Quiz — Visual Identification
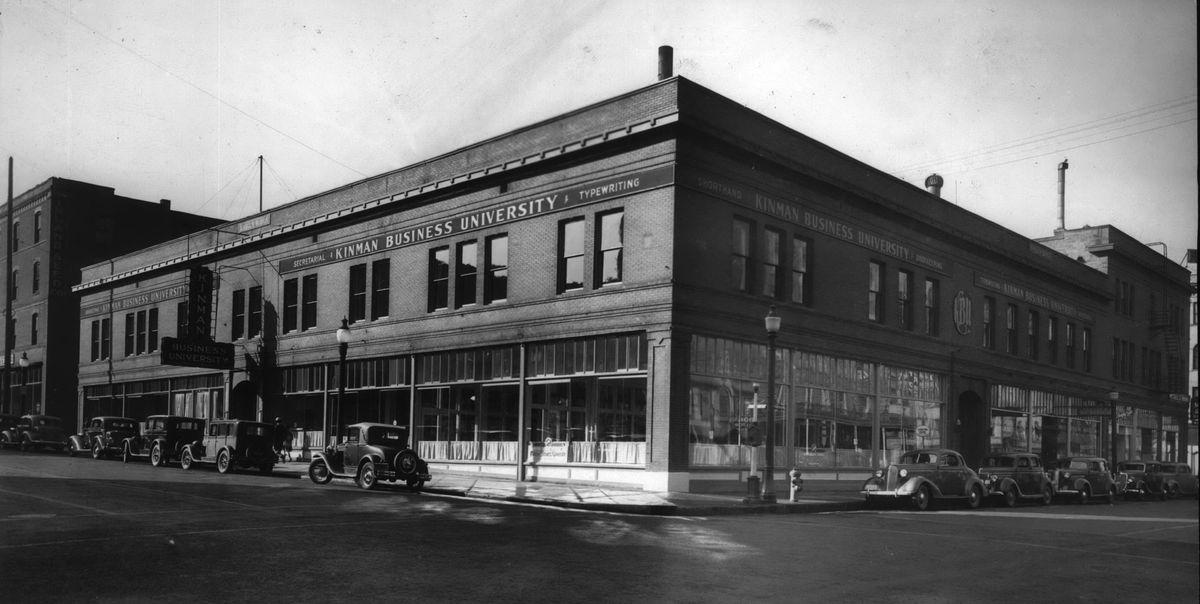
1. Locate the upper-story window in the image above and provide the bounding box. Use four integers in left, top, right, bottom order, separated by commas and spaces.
176, 301, 188, 338
982, 297, 995, 349
1115, 279, 1134, 317
456, 241, 478, 308
301, 274, 318, 331
429, 247, 450, 311
761, 227, 783, 299
1005, 304, 1018, 355
1065, 322, 1076, 369
1047, 316, 1059, 365
31, 312, 39, 345
558, 218, 585, 294
349, 264, 367, 323
10, 220, 18, 252
90, 318, 111, 361
248, 286, 262, 338
897, 270, 913, 330
868, 261, 884, 323
32, 261, 40, 294
232, 289, 246, 340
371, 259, 390, 320
33, 211, 42, 243
597, 210, 624, 287
484, 234, 508, 304
283, 279, 298, 333
791, 236, 810, 306
1028, 310, 1040, 360
731, 219, 752, 292
1082, 327, 1092, 372
924, 278, 940, 336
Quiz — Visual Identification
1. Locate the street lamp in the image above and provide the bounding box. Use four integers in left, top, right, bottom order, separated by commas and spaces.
762, 306, 782, 504
334, 318, 351, 444
17, 352, 28, 414
1108, 387, 1119, 472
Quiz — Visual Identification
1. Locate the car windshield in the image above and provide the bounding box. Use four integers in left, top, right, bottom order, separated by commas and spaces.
899, 452, 937, 464
1067, 459, 1090, 470
109, 420, 136, 430
366, 427, 407, 446
36, 417, 62, 427
1121, 463, 1145, 471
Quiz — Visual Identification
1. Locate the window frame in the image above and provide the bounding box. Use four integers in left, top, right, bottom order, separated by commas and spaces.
596, 210, 624, 288
484, 234, 509, 304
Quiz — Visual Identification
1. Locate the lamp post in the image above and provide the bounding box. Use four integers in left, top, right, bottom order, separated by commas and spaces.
17, 352, 28, 414
762, 306, 781, 503
1108, 387, 1119, 471
334, 318, 350, 444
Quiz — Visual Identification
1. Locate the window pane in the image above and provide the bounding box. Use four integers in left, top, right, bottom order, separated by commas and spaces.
456, 241, 478, 308
349, 264, 367, 322
429, 247, 449, 311
371, 259, 390, 320
485, 235, 508, 303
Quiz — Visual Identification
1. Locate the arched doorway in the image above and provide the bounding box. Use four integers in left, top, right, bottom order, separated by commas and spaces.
230, 380, 259, 420
957, 390, 987, 468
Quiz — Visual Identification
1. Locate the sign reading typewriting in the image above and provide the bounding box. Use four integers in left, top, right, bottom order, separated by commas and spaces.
278, 165, 674, 273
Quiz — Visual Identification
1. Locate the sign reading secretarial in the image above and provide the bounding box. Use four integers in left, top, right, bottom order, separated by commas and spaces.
278, 165, 675, 273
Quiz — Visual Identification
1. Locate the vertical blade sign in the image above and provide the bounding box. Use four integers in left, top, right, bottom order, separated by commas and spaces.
188, 267, 213, 341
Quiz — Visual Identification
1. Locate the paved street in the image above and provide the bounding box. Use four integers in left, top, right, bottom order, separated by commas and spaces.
2, 451, 1197, 603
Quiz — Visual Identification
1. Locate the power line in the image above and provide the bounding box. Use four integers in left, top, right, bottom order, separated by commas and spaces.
39, 0, 370, 180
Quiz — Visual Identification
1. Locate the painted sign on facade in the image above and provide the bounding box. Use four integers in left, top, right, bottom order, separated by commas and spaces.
278, 165, 675, 273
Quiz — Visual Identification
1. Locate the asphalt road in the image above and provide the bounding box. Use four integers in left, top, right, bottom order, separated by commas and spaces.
2, 450, 1197, 603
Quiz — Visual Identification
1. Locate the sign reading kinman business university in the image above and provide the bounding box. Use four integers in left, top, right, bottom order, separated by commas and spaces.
277, 165, 674, 273
160, 337, 234, 370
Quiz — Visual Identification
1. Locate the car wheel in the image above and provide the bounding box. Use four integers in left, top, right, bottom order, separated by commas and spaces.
1040, 485, 1053, 506
1106, 486, 1117, 505
406, 477, 425, 491
217, 450, 232, 474
358, 461, 377, 490
395, 450, 419, 476
1077, 484, 1090, 505
1136, 482, 1147, 501
308, 459, 333, 484
967, 485, 983, 509
1002, 486, 1018, 508
913, 484, 931, 511
181, 449, 194, 471
1166, 484, 1179, 500
19, 436, 31, 453
67, 441, 77, 457
92, 440, 104, 460
150, 444, 164, 467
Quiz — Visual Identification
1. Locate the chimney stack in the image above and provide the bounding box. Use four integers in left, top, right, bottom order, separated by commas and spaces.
924, 173, 944, 198
160, 198, 172, 211
658, 46, 673, 80
1057, 159, 1068, 231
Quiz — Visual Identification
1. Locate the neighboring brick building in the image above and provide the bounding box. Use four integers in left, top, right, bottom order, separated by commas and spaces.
71, 74, 1191, 492
2, 177, 221, 428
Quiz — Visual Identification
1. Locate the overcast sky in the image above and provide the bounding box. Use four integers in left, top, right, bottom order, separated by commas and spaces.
1, 0, 1196, 262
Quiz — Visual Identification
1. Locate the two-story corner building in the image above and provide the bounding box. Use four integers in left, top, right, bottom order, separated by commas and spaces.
71, 74, 1191, 493
1, 177, 221, 428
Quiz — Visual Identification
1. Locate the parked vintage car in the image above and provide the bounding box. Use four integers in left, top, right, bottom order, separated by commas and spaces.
978, 452, 1054, 506
179, 419, 276, 474
122, 415, 204, 466
0, 413, 22, 447
308, 422, 431, 490
1158, 462, 1199, 498
1116, 460, 1169, 500
1050, 456, 1122, 504
0, 414, 68, 453
67, 416, 139, 459
861, 448, 986, 511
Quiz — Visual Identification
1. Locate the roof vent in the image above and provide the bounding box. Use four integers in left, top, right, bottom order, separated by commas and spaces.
924, 174, 944, 198
658, 46, 673, 80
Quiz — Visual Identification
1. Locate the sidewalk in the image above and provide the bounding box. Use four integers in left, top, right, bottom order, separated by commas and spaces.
273, 460, 866, 515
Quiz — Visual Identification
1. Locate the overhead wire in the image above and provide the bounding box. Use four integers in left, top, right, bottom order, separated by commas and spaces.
37, 0, 370, 180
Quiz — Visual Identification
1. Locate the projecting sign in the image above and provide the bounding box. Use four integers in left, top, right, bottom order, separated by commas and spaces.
160, 337, 234, 369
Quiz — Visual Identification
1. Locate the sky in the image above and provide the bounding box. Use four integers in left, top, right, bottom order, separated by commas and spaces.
1, 0, 1196, 263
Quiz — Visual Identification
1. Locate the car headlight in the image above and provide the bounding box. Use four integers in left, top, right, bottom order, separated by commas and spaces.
989, 473, 998, 482
899, 468, 908, 478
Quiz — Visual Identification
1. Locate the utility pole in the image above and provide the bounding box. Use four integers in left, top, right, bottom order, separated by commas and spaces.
258, 155, 264, 214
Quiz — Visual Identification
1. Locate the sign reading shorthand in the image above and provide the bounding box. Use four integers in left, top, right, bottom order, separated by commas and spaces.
160, 337, 234, 369
278, 165, 674, 273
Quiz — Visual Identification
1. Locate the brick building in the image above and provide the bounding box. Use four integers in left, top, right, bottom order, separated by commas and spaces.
2, 177, 221, 428
71, 73, 1190, 492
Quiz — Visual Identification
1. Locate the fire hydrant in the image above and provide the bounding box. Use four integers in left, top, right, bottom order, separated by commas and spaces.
789, 468, 804, 501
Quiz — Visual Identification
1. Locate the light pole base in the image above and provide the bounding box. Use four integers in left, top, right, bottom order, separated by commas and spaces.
742, 475, 762, 503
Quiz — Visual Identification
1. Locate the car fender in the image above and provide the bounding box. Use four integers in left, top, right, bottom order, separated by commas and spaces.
68, 434, 90, 451
990, 476, 1018, 493
311, 451, 347, 476
966, 476, 986, 495
896, 476, 939, 497
181, 443, 205, 460
123, 436, 141, 454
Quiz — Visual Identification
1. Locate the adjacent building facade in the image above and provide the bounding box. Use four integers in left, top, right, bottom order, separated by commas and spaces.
71, 76, 1192, 492
2, 178, 221, 427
